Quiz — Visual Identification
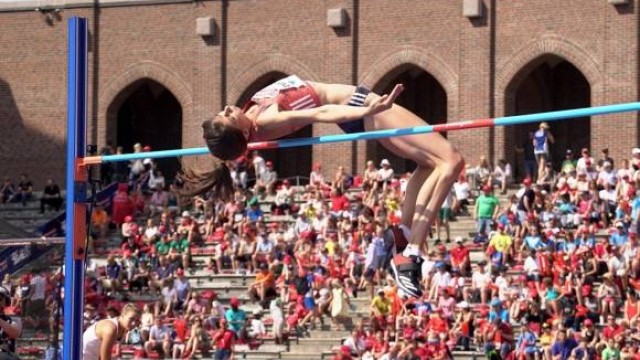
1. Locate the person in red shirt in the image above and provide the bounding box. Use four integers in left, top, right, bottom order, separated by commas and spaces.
369, 330, 388, 358
212, 318, 236, 360
602, 314, 624, 342
330, 188, 350, 213
483, 317, 514, 359
449, 237, 471, 275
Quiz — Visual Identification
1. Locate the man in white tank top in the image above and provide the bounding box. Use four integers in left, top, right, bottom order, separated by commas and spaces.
82, 303, 140, 360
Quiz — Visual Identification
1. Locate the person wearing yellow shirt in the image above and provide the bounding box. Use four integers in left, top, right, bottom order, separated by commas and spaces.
370, 289, 391, 331
488, 224, 512, 266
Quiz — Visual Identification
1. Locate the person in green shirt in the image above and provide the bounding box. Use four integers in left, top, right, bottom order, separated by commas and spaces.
169, 233, 191, 270
155, 235, 172, 256
602, 338, 621, 360
474, 185, 500, 236
561, 149, 577, 175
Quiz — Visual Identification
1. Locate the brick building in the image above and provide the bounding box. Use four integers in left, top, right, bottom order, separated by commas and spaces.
0, 0, 638, 186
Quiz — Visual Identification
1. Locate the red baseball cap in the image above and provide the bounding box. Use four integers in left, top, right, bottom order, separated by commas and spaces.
176, 268, 184, 277
266, 161, 273, 167
230, 297, 240, 307
523, 178, 532, 186
482, 185, 492, 193
124, 215, 133, 222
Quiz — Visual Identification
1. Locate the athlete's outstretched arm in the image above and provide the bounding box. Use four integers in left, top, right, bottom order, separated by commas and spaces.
260, 84, 404, 128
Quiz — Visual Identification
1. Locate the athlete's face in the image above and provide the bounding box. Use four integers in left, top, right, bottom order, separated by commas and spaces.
217, 106, 251, 133
121, 311, 140, 331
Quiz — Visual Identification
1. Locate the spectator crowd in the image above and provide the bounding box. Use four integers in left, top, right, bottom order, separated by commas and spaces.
6, 132, 640, 360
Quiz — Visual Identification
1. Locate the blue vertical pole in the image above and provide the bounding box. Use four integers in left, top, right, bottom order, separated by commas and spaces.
64, 17, 88, 360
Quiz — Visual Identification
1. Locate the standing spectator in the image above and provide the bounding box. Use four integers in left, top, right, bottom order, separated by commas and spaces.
533, 122, 554, 181
0, 178, 16, 204
516, 132, 537, 181
90, 204, 110, 241
598, 148, 615, 169
0, 286, 22, 359
435, 186, 455, 243
111, 183, 133, 227
40, 179, 62, 213
99, 141, 114, 185
26, 273, 46, 328
474, 185, 500, 241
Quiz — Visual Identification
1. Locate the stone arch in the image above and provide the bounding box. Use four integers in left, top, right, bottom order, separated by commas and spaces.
98, 61, 193, 147
496, 34, 603, 116
496, 35, 602, 178
227, 54, 319, 105
359, 45, 459, 121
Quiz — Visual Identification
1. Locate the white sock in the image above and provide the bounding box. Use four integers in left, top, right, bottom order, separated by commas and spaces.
402, 244, 421, 258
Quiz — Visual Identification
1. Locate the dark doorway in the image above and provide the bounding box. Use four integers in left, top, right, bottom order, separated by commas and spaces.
508, 56, 590, 179
369, 65, 447, 174
237, 72, 313, 183
116, 79, 182, 180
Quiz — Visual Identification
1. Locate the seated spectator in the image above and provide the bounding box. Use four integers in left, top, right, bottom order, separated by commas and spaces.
272, 179, 294, 215
13, 173, 33, 205
147, 183, 168, 216
463, 260, 491, 305
491, 159, 512, 195
452, 173, 471, 216
551, 329, 578, 360
467, 155, 491, 189
488, 224, 513, 267
362, 160, 379, 192
101, 255, 123, 296
111, 183, 133, 227
144, 315, 173, 357
255, 160, 278, 197
377, 159, 394, 191
139, 304, 154, 342
0, 177, 16, 204
40, 178, 62, 213
482, 316, 514, 359
225, 297, 247, 339
248, 309, 266, 339
249, 263, 276, 306
185, 291, 208, 322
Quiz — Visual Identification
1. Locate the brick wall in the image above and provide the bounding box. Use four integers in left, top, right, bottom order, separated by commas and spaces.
0, 0, 637, 187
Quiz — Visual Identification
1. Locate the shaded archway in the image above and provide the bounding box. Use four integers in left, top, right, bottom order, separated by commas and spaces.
237, 72, 313, 183
368, 65, 447, 174
506, 56, 590, 179
109, 79, 183, 179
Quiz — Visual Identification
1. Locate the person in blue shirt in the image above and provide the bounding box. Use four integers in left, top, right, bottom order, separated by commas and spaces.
533, 122, 554, 181
551, 329, 578, 360
610, 222, 628, 248
245, 202, 264, 223
515, 322, 539, 360
523, 226, 544, 251
488, 298, 509, 323
225, 297, 247, 338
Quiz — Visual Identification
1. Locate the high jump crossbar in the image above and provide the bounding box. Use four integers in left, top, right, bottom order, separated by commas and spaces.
82, 101, 640, 166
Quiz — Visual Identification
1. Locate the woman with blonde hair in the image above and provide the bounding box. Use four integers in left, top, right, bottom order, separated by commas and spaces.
533, 122, 555, 181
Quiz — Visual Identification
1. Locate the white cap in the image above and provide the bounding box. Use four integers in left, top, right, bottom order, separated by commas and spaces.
181, 211, 191, 218
380, 159, 391, 166
633, 148, 640, 155
456, 301, 470, 309
455, 236, 464, 243
143, 158, 152, 165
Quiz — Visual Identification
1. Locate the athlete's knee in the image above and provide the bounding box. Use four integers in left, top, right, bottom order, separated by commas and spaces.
439, 153, 464, 179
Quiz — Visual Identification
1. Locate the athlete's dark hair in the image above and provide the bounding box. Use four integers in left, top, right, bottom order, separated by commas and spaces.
178, 118, 248, 202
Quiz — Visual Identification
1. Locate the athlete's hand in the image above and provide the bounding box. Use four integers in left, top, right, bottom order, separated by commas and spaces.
365, 84, 404, 116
